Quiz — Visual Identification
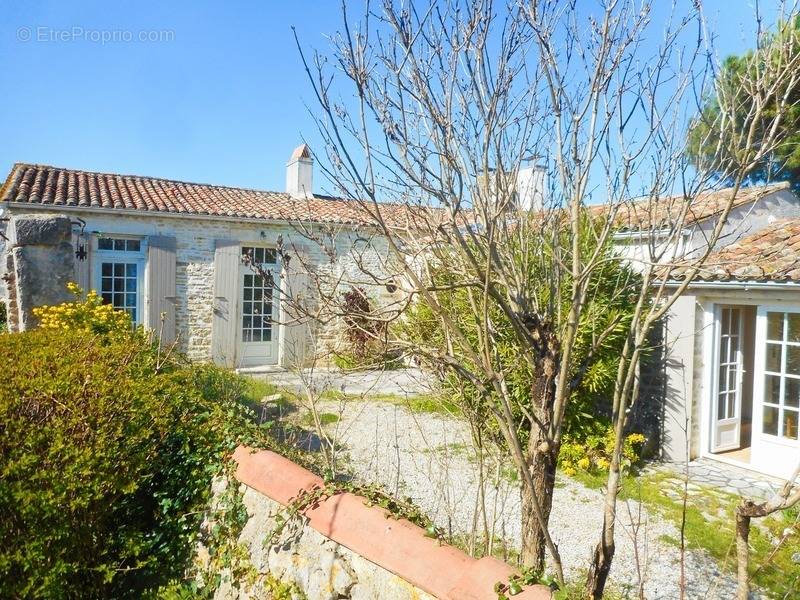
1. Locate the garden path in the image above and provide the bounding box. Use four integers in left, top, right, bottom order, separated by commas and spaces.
256, 368, 748, 599
653, 458, 784, 502
251, 366, 436, 397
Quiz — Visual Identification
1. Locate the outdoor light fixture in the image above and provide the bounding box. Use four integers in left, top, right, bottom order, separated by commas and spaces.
72, 218, 88, 262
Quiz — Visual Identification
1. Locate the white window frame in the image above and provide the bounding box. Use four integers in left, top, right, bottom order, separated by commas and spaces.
93, 235, 146, 326
753, 306, 800, 448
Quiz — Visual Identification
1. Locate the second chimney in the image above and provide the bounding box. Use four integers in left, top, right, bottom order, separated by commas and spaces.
286, 144, 313, 199
516, 160, 546, 212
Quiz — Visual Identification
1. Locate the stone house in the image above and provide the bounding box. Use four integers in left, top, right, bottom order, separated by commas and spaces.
0, 145, 401, 369
4, 148, 800, 479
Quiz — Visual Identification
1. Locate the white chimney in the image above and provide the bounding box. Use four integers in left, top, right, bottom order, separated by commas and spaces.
286, 144, 313, 199
516, 161, 546, 212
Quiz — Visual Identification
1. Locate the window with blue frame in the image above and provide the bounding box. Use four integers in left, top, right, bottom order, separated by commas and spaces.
96, 236, 145, 324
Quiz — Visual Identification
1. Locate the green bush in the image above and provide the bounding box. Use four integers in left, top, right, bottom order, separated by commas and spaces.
0, 299, 6, 332
398, 216, 643, 451
0, 327, 274, 598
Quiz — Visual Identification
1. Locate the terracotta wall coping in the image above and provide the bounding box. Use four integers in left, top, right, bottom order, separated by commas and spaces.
233, 446, 551, 600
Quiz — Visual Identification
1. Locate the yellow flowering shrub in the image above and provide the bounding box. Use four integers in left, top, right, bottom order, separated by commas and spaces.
33, 282, 133, 336
559, 427, 647, 476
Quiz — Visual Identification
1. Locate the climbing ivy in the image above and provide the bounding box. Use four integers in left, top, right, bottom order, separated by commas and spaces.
495, 568, 560, 599
271, 478, 445, 546
0, 322, 314, 598
160, 472, 307, 600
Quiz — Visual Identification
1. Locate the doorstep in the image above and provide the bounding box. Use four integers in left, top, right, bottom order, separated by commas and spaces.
235, 365, 286, 375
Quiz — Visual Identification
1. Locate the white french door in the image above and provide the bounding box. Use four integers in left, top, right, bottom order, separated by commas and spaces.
754, 310, 800, 442
238, 246, 280, 367
712, 306, 744, 452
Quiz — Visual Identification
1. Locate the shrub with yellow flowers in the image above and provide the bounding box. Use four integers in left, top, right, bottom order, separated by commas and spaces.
559, 426, 647, 477
32, 282, 133, 336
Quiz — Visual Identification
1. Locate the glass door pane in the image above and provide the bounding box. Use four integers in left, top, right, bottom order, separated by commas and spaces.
713, 307, 743, 451
100, 261, 139, 323
760, 311, 800, 441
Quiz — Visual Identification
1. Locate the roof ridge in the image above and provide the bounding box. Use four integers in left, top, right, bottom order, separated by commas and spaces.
2, 162, 407, 208
5, 162, 297, 198
0, 162, 420, 227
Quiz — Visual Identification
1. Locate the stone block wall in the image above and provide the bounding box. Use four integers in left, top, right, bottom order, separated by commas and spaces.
0, 216, 7, 300
311, 231, 400, 357
2, 214, 75, 331
214, 447, 551, 600
217, 484, 438, 600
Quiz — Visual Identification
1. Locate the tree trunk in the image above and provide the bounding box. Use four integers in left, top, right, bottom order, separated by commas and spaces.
520, 430, 558, 571
585, 463, 621, 598
735, 509, 751, 600
520, 333, 560, 572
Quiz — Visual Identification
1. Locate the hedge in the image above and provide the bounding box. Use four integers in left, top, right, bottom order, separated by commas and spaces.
0, 327, 273, 598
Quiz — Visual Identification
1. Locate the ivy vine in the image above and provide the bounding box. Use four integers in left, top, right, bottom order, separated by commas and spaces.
269, 478, 446, 546
494, 567, 560, 599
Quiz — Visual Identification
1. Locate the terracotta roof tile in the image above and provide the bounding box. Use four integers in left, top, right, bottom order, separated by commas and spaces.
674, 218, 800, 283
0, 163, 419, 228
603, 182, 791, 231
6, 164, 783, 237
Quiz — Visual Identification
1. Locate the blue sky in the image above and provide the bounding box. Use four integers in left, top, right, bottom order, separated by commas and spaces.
0, 1, 786, 194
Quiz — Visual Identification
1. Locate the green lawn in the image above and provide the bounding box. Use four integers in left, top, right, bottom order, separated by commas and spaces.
568, 468, 800, 597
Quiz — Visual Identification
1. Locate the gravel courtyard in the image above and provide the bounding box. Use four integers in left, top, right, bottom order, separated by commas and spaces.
305, 396, 744, 599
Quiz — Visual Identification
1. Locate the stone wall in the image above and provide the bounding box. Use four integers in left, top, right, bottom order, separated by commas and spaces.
215, 482, 438, 600
0, 215, 7, 300
2, 214, 75, 331
214, 447, 550, 600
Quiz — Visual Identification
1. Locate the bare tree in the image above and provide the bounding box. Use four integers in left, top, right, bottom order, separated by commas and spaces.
586, 3, 800, 597
268, 0, 800, 590
735, 459, 800, 599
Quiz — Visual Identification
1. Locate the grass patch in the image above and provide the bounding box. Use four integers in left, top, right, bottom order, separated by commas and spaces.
554, 577, 628, 600
658, 533, 681, 547
301, 412, 340, 427
562, 468, 800, 597
319, 390, 460, 416
564, 468, 608, 490
620, 472, 738, 564
401, 393, 461, 415
242, 377, 278, 402
501, 464, 520, 483
241, 378, 299, 414
420, 442, 472, 457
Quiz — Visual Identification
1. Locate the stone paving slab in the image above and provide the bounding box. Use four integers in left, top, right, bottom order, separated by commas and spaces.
658, 458, 784, 501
